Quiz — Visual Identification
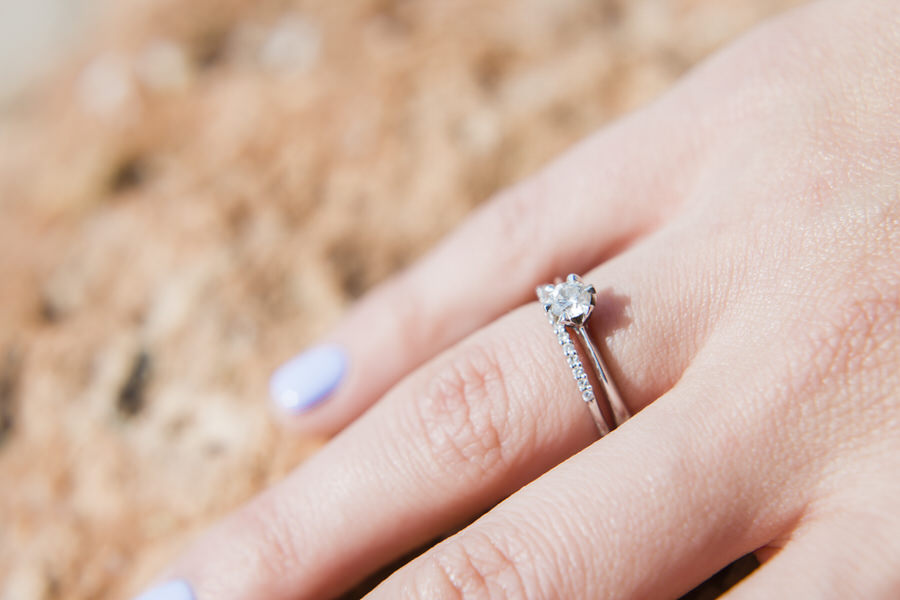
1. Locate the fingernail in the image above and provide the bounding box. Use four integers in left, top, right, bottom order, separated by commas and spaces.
133, 580, 194, 600
269, 344, 348, 413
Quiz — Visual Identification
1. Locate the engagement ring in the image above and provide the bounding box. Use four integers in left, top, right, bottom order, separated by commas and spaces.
537, 274, 630, 436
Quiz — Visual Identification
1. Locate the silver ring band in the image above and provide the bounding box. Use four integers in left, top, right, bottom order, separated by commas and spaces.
537, 274, 630, 436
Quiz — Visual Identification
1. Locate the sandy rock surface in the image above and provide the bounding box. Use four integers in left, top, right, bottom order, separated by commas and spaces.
0, 1, 799, 598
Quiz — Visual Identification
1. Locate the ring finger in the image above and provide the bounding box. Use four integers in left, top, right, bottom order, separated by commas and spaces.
148, 224, 716, 600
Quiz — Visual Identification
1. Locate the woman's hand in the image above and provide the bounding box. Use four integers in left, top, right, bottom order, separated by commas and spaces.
137, 1, 900, 598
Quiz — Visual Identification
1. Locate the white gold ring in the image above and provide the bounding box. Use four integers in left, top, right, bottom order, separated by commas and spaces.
537, 274, 630, 436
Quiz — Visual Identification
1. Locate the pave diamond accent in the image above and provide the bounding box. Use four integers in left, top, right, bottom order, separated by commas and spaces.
551, 323, 595, 405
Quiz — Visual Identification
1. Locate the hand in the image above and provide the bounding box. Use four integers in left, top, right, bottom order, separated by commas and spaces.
136, 1, 900, 598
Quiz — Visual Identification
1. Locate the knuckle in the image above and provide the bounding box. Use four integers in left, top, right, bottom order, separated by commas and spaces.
235, 497, 305, 582
797, 284, 899, 393
408, 342, 513, 487
486, 183, 546, 277
378, 274, 436, 361
420, 534, 533, 600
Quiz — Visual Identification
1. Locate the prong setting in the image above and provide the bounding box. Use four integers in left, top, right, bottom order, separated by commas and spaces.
538, 276, 596, 327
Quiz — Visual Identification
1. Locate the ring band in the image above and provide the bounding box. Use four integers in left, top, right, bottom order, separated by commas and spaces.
537, 274, 630, 436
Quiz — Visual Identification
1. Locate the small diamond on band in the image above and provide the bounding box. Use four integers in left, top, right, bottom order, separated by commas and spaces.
557, 329, 594, 405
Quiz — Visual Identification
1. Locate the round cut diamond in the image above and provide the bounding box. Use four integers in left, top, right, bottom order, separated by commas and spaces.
538, 276, 595, 325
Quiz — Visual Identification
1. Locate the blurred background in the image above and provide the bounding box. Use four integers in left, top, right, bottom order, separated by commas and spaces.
0, 1, 801, 598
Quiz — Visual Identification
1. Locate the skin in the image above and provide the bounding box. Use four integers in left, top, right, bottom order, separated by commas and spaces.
151, 1, 900, 598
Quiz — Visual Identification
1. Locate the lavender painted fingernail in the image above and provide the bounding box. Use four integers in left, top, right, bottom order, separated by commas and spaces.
133, 580, 194, 600
269, 344, 348, 413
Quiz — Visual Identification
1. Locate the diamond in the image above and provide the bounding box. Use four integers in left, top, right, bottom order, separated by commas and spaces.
537, 275, 595, 326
